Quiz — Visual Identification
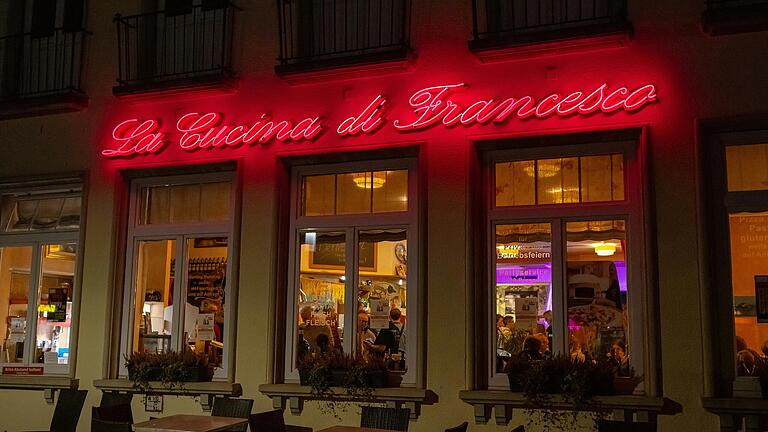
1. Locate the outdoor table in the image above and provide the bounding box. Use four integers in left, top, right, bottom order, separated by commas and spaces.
317, 427, 397, 432
134, 414, 247, 432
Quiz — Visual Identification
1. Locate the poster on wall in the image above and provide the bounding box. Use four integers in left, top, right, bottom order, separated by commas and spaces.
755, 275, 768, 323
515, 297, 538, 330
197, 313, 215, 341
369, 298, 391, 330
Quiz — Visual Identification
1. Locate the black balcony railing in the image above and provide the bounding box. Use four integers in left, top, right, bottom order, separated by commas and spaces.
0, 29, 88, 101
471, 0, 629, 49
703, 0, 768, 34
707, 0, 768, 10
114, 2, 239, 88
277, 0, 411, 70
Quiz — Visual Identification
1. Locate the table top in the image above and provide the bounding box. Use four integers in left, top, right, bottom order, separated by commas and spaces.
317, 426, 397, 432
134, 414, 248, 432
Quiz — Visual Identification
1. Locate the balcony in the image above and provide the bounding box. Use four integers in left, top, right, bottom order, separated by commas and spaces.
702, 0, 768, 35
469, 0, 632, 62
113, 2, 240, 99
0, 29, 89, 119
275, 0, 413, 84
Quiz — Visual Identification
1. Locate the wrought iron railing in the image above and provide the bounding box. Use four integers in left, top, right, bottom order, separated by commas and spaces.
471, 0, 628, 44
114, 2, 239, 87
277, 0, 411, 67
0, 29, 88, 101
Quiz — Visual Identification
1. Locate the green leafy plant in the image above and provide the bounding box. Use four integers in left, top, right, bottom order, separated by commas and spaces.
124, 349, 216, 393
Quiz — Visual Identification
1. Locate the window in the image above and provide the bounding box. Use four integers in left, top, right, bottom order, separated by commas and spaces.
486, 137, 649, 391
119, 172, 237, 380
0, 183, 83, 376
285, 161, 419, 387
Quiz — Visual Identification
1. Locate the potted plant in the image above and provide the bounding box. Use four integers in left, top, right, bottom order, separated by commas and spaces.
124, 349, 216, 392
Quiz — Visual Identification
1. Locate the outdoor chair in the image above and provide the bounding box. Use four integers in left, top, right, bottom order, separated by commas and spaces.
92, 404, 134, 424
211, 397, 254, 432
99, 391, 133, 407
249, 409, 313, 432
91, 417, 132, 432
445, 421, 468, 432
360, 406, 411, 432
24, 389, 88, 432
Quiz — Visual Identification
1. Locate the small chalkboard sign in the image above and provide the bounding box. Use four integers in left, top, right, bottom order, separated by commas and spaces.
310, 240, 377, 271
755, 275, 768, 323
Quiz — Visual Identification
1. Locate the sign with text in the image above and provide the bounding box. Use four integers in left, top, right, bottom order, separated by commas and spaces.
2, 366, 44, 376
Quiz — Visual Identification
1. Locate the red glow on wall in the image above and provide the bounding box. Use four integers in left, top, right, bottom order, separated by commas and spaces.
101, 82, 657, 158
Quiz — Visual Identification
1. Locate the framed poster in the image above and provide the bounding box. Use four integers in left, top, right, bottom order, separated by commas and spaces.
755, 275, 768, 323
309, 240, 377, 271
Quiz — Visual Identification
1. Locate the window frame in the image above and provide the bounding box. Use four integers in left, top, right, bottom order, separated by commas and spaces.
482, 135, 653, 392
702, 125, 768, 397
117, 171, 239, 381
0, 180, 84, 377
284, 158, 421, 387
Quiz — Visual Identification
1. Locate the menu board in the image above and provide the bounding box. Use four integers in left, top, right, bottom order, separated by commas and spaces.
186, 257, 227, 306
310, 241, 376, 271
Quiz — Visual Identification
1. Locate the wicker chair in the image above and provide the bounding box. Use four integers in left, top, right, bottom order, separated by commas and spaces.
91, 417, 132, 432
211, 397, 254, 432
23, 389, 88, 432
445, 422, 468, 432
92, 403, 133, 424
249, 409, 313, 432
360, 406, 411, 432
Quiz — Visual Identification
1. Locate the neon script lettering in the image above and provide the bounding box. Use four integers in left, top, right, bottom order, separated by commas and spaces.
393, 83, 657, 131
103, 82, 658, 158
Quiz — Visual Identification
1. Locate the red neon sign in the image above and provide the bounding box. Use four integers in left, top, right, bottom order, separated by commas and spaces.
102, 82, 657, 158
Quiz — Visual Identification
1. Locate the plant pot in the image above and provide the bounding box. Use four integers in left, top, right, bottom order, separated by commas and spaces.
330, 368, 348, 386
128, 366, 164, 382
612, 377, 640, 395
507, 372, 526, 392
366, 370, 387, 388
182, 365, 213, 382
760, 376, 768, 399
299, 369, 310, 386
387, 371, 404, 388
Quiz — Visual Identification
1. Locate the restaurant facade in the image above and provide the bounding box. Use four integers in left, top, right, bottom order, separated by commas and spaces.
0, 0, 767, 430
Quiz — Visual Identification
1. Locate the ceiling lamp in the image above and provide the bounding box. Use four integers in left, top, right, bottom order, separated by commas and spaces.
594, 242, 617, 257
353, 172, 386, 189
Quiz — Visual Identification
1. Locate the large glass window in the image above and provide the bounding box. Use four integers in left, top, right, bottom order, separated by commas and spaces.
0, 186, 82, 376
287, 161, 417, 387
120, 173, 236, 379
488, 142, 646, 391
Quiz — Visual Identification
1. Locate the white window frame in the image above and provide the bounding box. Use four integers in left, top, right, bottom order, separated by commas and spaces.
284, 158, 421, 387
0, 184, 84, 377
485, 139, 651, 392
118, 171, 239, 381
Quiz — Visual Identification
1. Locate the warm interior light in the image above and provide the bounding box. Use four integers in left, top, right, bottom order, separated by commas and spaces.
353, 172, 386, 189
524, 160, 560, 178
594, 242, 617, 257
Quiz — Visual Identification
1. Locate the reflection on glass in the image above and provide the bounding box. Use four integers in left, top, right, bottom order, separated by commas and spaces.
336, 173, 373, 215
494, 223, 552, 373
566, 220, 629, 373
495, 154, 624, 207
296, 231, 345, 366
372, 171, 408, 213
357, 230, 407, 373
728, 212, 768, 376
140, 182, 232, 225
185, 237, 227, 369
0, 195, 81, 232
133, 240, 176, 354
0, 246, 33, 363
302, 175, 336, 216
301, 170, 409, 216
35, 243, 77, 365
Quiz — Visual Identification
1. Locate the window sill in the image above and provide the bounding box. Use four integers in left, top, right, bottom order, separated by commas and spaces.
274, 48, 414, 86
112, 72, 238, 101
702, 3, 768, 36
468, 23, 632, 63
0, 91, 88, 120
258, 383, 437, 419
458, 390, 681, 425
93, 379, 242, 411
0, 375, 79, 404
702, 397, 768, 432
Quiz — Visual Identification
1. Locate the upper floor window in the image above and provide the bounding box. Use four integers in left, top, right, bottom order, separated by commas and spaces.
113, 0, 239, 95
276, 0, 411, 73
702, 0, 768, 36
0, 0, 88, 107
0, 181, 83, 376
118, 172, 238, 380
485, 134, 651, 393
284, 159, 420, 387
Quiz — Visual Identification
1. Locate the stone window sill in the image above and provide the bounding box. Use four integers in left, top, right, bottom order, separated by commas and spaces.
93, 379, 242, 411
458, 390, 681, 425
0, 375, 79, 403
258, 383, 437, 419
0, 91, 88, 120
702, 397, 768, 432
